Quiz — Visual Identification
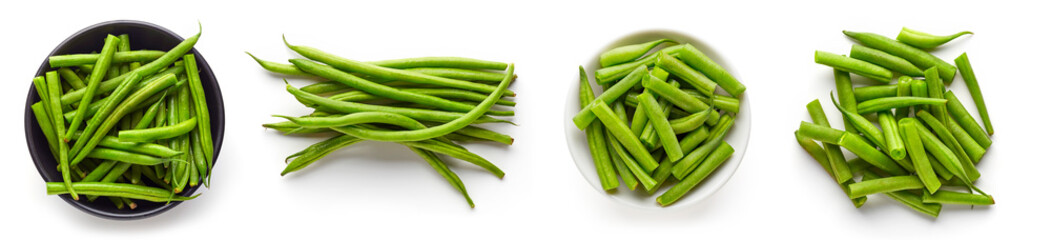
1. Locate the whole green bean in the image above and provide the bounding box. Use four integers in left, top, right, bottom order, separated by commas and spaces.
944, 91, 991, 148
246, 52, 312, 76
896, 27, 972, 50
657, 52, 718, 96
408, 147, 474, 207
291, 59, 510, 116
276, 112, 421, 129
45, 182, 195, 202
856, 96, 946, 115
301, 81, 350, 95
366, 56, 507, 70
49, 50, 166, 68
59, 61, 185, 106
922, 190, 994, 205
284, 38, 514, 97
134, 92, 167, 129
323, 64, 512, 142
898, 118, 941, 193
87, 148, 176, 165
70, 73, 155, 157
282, 135, 364, 175
806, 100, 854, 183
286, 84, 508, 124
814, 50, 892, 82
843, 30, 956, 82
70, 131, 182, 158
849, 45, 924, 76
329, 88, 516, 107
679, 44, 746, 97
66, 35, 121, 142
404, 68, 509, 82
954, 53, 993, 135
657, 141, 733, 206
400, 139, 504, 178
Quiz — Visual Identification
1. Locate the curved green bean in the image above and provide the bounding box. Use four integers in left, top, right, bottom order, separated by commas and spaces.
896, 27, 972, 49
849, 45, 923, 76
118, 117, 197, 143
287, 83, 508, 124
277, 112, 423, 129
814, 50, 892, 82
66, 35, 121, 141
59, 61, 185, 106
831, 93, 888, 151
669, 103, 714, 134
322, 64, 513, 142
45, 182, 195, 202
367, 56, 507, 70
600, 38, 675, 67
408, 147, 474, 208
284, 38, 514, 97
400, 139, 504, 178
672, 115, 734, 178
246, 52, 312, 76
87, 148, 177, 165
843, 30, 956, 82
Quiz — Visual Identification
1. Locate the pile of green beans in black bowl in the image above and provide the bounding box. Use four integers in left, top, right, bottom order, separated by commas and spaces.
24, 20, 225, 219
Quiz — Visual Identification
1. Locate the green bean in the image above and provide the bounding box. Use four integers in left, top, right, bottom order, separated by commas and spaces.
636, 92, 682, 161
954, 53, 992, 135
454, 126, 513, 145
856, 96, 946, 115
282, 135, 363, 175
923, 67, 950, 124
572, 66, 647, 129
287, 83, 508, 124
290, 59, 511, 116
669, 102, 714, 134
814, 50, 892, 82
49, 50, 166, 68
831, 93, 888, 151
797, 121, 846, 144
408, 147, 474, 208
57, 68, 86, 89
922, 190, 994, 205
595, 45, 685, 83
604, 129, 658, 191
600, 38, 675, 67
646, 154, 674, 195
806, 100, 854, 183
879, 112, 908, 161
642, 75, 716, 113
833, 70, 858, 133
946, 118, 985, 163
118, 117, 197, 143
910, 80, 930, 112
679, 44, 745, 97
854, 85, 898, 102
301, 81, 350, 95
70, 72, 178, 166
69, 131, 182, 158
843, 30, 956, 82
284, 38, 513, 97
66, 35, 121, 142
33, 77, 52, 120
45, 182, 195, 202
400, 139, 504, 178
87, 148, 178, 166
896, 27, 972, 50
588, 102, 659, 171
276, 112, 419, 129
366, 56, 507, 70
404, 68, 510, 82
657, 52, 717, 96
323, 64, 512, 142
895, 76, 913, 119
861, 170, 941, 217
849, 45, 923, 76
45, 71, 76, 200
911, 120, 980, 192
607, 136, 638, 191
173, 85, 193, 193
246, 52, 312, 76
898, 118, 941, 193
916, 111, 980, 182
69, 73, 154, 157
59, 61, 185, 106
185, 55, 209, 176
795, 131, 866, 207
847, 175, 924, 199
638, 97, 670, 151
944, 91, 992, 148
134, 92, 167, 129
31, 103, 59, 157
331, 88, 516, 107
657, 141, 733, 206
799, 122, 907, 175
672, 115, 733, 178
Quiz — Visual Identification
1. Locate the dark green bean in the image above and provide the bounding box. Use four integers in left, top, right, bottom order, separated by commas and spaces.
404, 68, 510, 82
70, 73, 155, 156
400, 139, 504, 178
45, 182, 195, 202
66, 35, 121, 142
70, 73, 178, 166
45, 71, 76, 200
287, 83, 508, 124
87, 148, 177, 165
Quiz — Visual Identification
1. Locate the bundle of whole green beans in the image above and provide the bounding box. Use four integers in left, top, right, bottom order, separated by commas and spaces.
574, 39, 745, 206
799, 28, 994, 217
34, 27, 214, 208
252, 37, 515, 208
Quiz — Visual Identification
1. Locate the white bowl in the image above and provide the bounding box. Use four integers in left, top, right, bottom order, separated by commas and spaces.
564, 29, 751, 209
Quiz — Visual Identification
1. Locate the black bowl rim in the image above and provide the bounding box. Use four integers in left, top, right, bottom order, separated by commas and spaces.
24, 19, 225, 220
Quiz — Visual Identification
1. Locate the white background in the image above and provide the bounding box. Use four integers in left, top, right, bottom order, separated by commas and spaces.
1, 0, 1048, 238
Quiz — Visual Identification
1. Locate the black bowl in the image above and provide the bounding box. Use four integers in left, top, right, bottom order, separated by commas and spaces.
24, 20, 225, 220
